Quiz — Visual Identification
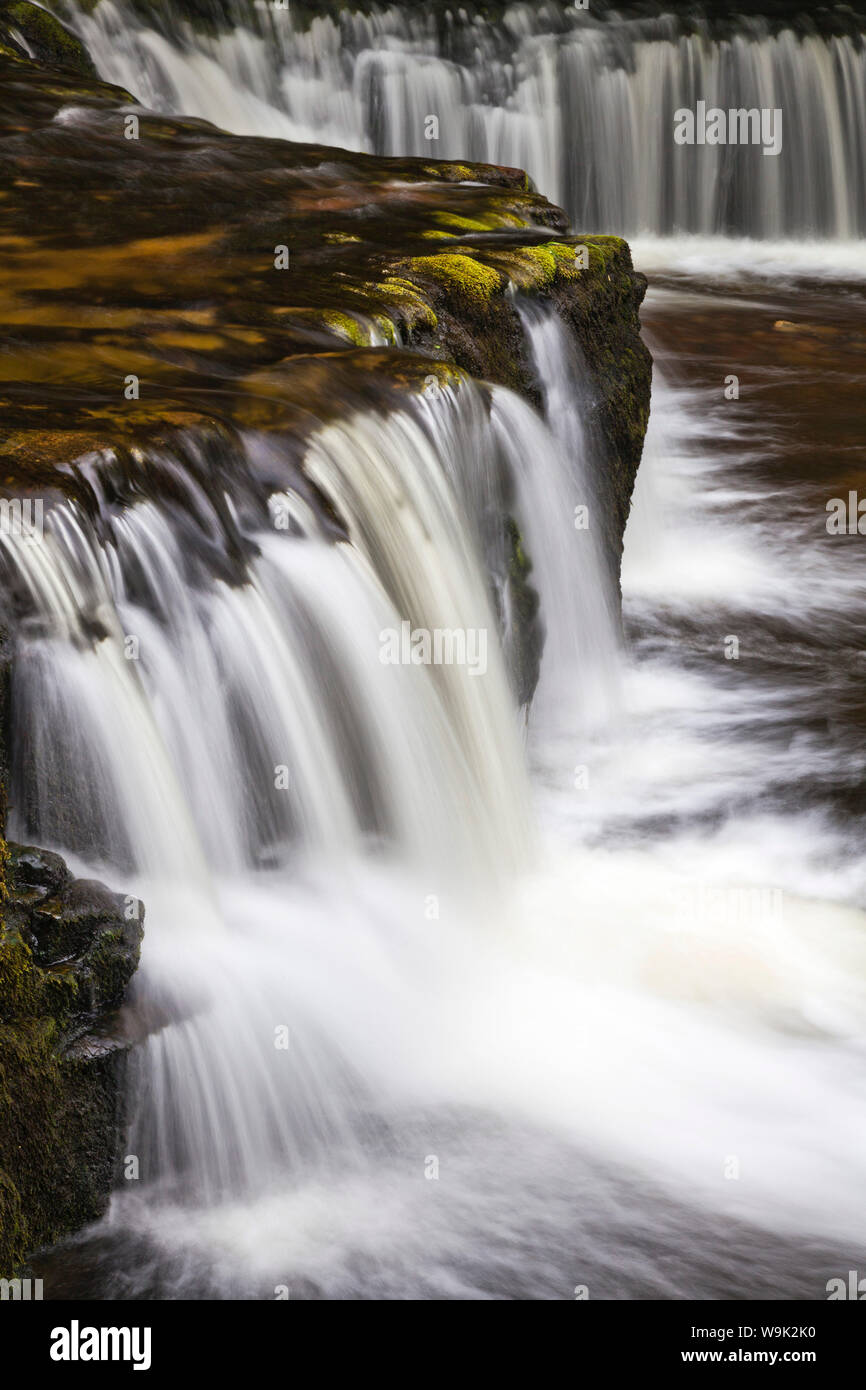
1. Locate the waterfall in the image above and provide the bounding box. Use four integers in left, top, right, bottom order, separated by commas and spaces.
508, 300, 623, 728
14, 0, 866, 1300
57, 0, 866, 237
1, 364, 625, 1206
11, 319, 866, 1287
2, 390, 537, 887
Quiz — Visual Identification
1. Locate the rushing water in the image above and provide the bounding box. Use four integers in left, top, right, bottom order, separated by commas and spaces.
15, 2, 866, 1298
58, 0, 866, 236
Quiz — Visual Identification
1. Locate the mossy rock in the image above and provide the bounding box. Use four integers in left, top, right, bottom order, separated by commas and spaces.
0, 0, 96, 77
0, 845, 143, 1275
0, 52, 649, 506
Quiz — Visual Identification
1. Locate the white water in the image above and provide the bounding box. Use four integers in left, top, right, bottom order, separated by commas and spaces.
10, 304, 866, 1296
58, 0, 866, 237
3, 377, 617, 1216
12, 2, 866, 1298
510, 299, 623, 726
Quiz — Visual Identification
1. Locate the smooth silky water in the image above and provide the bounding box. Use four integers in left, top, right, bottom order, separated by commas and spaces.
21, 1, 866, 1297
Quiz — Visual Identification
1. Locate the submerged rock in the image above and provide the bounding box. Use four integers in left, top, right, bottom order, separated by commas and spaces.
0, 844, 143, 1274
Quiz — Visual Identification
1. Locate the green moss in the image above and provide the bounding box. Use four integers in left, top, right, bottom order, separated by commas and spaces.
413, 358, 463, 394
0, 1, 97, 77
0, 931, 42, 1018
319, 309, 371, 347
375, 278, 439, 333
0, 925, 82, 1024
0, 1017, 61, 1273
0, 849, 144, 1275
405, 253, 504, 305
0, 1169, 26, 1271
371, 314, 399, 346
0, 836, 9, 905
431, 210, 520, 234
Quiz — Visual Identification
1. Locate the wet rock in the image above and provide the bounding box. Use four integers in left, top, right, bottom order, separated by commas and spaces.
7, 842, 72, 897
0, 54, 650, 511
0, 47, 650, 711
0, 0, 96, 77
0, 844, 143, 1274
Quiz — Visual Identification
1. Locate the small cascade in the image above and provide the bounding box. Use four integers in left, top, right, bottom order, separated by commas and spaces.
506, 300, 624, 729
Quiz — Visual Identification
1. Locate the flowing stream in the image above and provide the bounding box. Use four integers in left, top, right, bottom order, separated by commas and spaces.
58, 0, 866, 236
17, 1, 866, 1297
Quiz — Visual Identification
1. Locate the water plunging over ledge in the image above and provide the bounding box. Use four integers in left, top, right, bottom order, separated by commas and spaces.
18, 292, 866, 1299
8, 0, 866, 1300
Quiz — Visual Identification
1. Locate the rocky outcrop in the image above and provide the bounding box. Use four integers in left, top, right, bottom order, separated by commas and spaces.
0, 45, 650, 620
0, 844, 143, 1274
0, 49, 649, 483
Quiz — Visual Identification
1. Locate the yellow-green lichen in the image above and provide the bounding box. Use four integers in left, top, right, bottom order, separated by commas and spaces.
431, 210, 521, 234
319, 309, 371, 347
424, 163, 475, 182
404, 253, 504, 306
484, 241, 588, 291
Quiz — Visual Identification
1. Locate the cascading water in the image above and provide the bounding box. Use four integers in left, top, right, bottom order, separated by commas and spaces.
509, 299, 623, 727
56, 0, 866, 237
13, 302, 866, 1299
3, 373, 623, 1233
10, 0, 866, 1301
